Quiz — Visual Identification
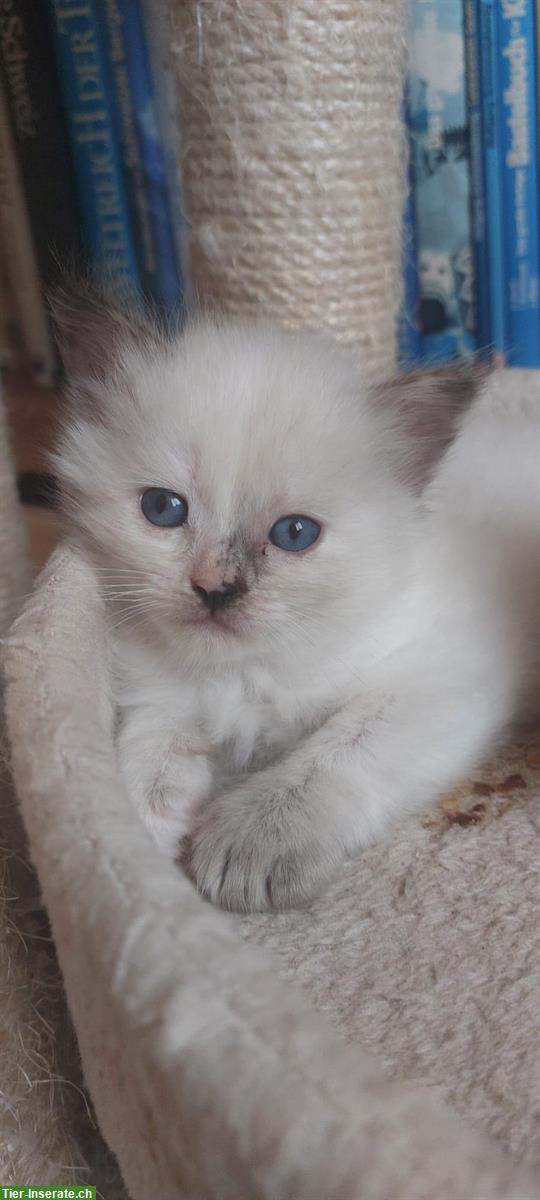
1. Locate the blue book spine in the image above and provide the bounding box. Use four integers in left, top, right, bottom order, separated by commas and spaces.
47, 0, 140, 287
479, 0, 507, 357
140, 0, 187, 296
99, 0, 183, 312
464, 0, 491, 353
398, 155, 422, 365
496, 0, 540, 366
406, 1, 476, 363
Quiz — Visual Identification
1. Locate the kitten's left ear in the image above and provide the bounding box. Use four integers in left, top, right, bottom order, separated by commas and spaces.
370, 360, 490, 491
49, 277, 160, 381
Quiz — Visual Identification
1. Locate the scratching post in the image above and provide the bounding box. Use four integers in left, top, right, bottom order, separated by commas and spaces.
170, 0, 406, 378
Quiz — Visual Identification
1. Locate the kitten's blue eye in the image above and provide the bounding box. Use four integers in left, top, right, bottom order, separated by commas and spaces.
268, 515, 321, 552
140, 488, 188, 528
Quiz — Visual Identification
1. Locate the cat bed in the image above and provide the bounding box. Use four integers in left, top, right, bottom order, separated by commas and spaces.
3, 534, 540, 1198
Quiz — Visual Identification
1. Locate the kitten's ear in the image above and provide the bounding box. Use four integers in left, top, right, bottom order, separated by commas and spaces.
370, 361, 489, 491
49, 279, 157, 381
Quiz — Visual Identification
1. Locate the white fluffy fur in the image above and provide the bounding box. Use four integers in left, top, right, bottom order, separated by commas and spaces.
52, 307, 540, 912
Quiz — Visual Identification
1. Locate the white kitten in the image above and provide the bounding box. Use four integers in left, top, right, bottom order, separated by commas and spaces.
51, 290, 540, 912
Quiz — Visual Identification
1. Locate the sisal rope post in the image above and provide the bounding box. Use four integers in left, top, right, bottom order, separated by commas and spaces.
169, 0, 406, 380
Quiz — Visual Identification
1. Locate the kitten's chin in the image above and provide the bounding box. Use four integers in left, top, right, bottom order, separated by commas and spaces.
183, 613, 242, 638
177, 612, 259, 667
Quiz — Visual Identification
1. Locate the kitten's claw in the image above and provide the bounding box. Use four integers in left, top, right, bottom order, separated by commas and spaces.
183, 791, 341, 913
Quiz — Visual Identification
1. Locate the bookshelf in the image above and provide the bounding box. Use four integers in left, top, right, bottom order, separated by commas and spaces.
3, 368, 59, 475
402, 0, 540, 368
0, 0, 184, 386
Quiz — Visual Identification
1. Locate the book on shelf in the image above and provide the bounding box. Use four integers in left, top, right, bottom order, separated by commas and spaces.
464, 0, 490, 354
496, 0, 540, 367
0, 77, 57, 386
397, 151, 422, 366
97, 0, 183, 311
47, 0, 141, 289
405, 0, 476, 364
140, 0, 186, 290
0, 0, 83, 289
477, 0, 507, 359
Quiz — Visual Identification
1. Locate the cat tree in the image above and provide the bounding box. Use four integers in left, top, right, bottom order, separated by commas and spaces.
2, 1, 540, 1195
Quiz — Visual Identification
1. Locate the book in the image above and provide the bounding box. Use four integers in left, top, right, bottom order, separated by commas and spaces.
464, 0, 490, 353
119, 0, 183, 311
140, 0, 186, 293
0, 0, 83, 288
47, 0, 141, 288
496, 0, 540, 366
0, 77, 57, 385
97, 0, 183, 311
478, 0, 507, 359
406, 1, 476, 361
397, 154, 422, 365
95, 0, 154, 301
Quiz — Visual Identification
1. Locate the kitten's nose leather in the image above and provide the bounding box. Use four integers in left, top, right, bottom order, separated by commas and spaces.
191, 580, 242, 614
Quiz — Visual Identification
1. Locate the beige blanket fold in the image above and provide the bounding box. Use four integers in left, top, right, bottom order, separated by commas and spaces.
0, 383, 98, 1187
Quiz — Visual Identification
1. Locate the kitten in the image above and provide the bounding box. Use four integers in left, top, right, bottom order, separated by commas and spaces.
51, 290, 540, 912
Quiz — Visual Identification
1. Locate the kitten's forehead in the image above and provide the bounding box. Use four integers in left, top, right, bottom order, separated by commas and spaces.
130, 321, 368, 513
170, 322, 349, 425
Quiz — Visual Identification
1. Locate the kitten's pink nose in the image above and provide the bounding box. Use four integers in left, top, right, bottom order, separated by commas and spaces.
190, 573, 247, 615
190, 570, 230, 596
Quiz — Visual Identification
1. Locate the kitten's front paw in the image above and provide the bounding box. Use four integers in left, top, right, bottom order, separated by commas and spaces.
124, 749, 213, 859
184, 787, 342, 913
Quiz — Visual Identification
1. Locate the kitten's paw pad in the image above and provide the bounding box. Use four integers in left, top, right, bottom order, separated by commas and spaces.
184, 802, 338, 913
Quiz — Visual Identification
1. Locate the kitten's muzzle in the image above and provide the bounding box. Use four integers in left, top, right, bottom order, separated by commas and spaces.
191, 579, 247, 615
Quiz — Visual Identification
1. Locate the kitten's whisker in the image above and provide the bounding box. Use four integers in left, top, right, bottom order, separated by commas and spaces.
100, 580, 151, 588
106, 598, 150, 605
96, 571, 168, 586
107, 606, 161, 633
106, 600, 155, 615
102, 589, 153, 600
108, 598, 160, 610
106, 598, 163, 616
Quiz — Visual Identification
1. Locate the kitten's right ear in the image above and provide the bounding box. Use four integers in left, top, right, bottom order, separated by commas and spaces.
370, 360, 489, 491
49, 279, 156, 381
